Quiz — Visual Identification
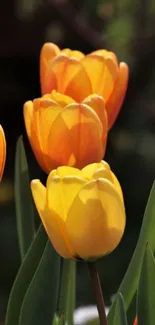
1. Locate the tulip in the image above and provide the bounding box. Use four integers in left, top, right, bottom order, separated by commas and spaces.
0, 125, 6, 181
24, 91, 108, 173
40, 43, 129, 129
133, 316, 138, 325
31, 161, 126, 259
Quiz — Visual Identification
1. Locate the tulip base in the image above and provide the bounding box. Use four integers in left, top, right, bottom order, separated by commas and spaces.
87, 262, 107, 325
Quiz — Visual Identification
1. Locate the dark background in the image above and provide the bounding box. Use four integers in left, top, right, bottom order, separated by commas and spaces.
1, 0, 155, 323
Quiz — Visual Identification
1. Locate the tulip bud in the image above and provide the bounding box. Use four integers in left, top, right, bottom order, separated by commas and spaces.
40, 43, 129, 128
24, 91, 108, 173
31, 161, 126, 260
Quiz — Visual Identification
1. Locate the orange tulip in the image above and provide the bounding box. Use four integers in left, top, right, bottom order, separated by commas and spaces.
24, 91, 108, 173
40, 43, 129, 129
0, 125, 6, 180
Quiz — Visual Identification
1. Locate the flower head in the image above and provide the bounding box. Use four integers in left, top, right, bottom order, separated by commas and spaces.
31, 161, 126, 260
24, 91, 108, 173
0, 125, 6, 181
40, 43, 129, 128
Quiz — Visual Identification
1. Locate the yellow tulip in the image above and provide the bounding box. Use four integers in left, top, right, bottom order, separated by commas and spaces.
31, 161, 125, 260
24, 91, 108, 173
40, 43, 129, 129
0, 125, 6, 181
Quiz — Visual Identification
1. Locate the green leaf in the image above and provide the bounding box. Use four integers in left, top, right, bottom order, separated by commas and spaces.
15, 136, 36, 261
52, 314, 59, 325
114, 293, 128, 325
137, 244, 155, 325
19, 241, 61, 325
5, 224, 47, 325
108, 181, 155, 324
58, 259, 76, 325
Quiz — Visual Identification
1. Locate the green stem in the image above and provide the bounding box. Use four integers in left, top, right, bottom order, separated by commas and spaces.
58, 259, 76, 325
87, 262, 108, 325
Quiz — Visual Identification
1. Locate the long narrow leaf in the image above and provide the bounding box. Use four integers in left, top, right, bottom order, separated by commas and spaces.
15, 136, 35, 260
19, 241, 60, 325
137, 244, 155, 325
114, 293, 128, 325
108, 181, 155, 324
5, 225, 47, 325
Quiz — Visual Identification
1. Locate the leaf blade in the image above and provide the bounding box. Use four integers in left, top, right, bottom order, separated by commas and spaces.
108, 181, 155, 324
5, 225, 47, 325
137, 244, 155, 325
19, 241, 61, 325
114, 293, 128, 325
15, 136, 35, 260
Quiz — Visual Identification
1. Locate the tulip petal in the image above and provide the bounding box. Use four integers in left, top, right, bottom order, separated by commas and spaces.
0, 125, 6, 181
54, 166, 82, 178
50, 91, 75, 107
31, 180, 47, 228
46, 175, 86, 257
33, 99, 63, 172
66, 179, 125, 259
82, 161, 113, 182
85, 160, 124, 202
40, 43, 60, 94
47, 175, 86, 219
46, 54, 92, 101
82, 95, 108, 137
91, 50, 118, 62
47, 103, 105, 169
106, 62, 129, 129
24, 101, 49, 172
46, 166, 82, 181
62, 49, 85, 59
81, 54, 118, 99
33, 95, 75, 172
31, 179, 72, 258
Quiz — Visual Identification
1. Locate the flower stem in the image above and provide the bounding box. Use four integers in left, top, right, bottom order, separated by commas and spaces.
87, 262, 108, 325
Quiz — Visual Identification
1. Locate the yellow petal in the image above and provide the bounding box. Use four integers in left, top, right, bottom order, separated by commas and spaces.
46, 175, 86, 257
40, 43, 60, 95
0, 125, 6, 181
81, 54, 118, 99
30, 180, 47, 231
106, 62, 129, 129
54, 166, 82, 178
47, 174, 86, 219
47, 103, 105, 169
66, 179, 125, 259
31, 179, 72, 258
81, 161, 110, 180
82, 161, 124, 202
23, 101, 48, 172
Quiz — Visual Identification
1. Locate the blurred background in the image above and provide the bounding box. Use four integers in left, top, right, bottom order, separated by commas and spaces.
1, 0, 155, 323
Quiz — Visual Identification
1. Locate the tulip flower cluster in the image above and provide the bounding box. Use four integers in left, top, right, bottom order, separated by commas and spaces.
23, 42, 128, 260
3, 42, 155, 325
